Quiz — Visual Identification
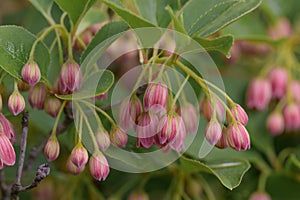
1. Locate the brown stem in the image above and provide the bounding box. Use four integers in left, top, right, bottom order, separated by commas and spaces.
10, 111, 29, 199
18, 164, 50, 192
15, 111, 29, 186
11, 164, 50, 199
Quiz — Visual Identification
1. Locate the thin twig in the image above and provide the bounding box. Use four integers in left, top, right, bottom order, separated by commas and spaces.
15, 111, 29, 186
10, 112, 29, 199
10, 164, 50, 199
18, 164, 50, 192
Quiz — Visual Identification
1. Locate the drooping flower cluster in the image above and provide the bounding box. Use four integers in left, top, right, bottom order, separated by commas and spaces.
246, 66, 300, 135
118, 82, 199, 152
117, 80, 250, 152
0, 112, 16, 169
45, 133, 110, 181
226, 18, 292, 64
200, 97, 250, 151
4, 57, 83, 120
22, 57, 109, 181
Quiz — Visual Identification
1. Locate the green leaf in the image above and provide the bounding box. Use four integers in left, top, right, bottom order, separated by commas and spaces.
156, 0, 181, 28
134, 0, 157, 24
54, 0, 96, 26
166, 6, 187, 35
134, 0, 182, 28
0, 25, 50, 80
221, 12, 267, 38
76, 7, 108, 35
55, 70, 114, 100
80, 21, 129, 63
180, 156, 251, 190
182, 0, 262, 37
103, 0, 156, 28
29, 0, 53, 19
193, 35, 234, 57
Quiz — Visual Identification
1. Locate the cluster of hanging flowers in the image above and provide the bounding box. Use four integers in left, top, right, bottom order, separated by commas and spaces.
200, 97, 250, 151
0, 111, 16, 169
245, 18, 300, 136
0, 20, 252, 184
118, 79, 250, 153
118, 82, 199, 152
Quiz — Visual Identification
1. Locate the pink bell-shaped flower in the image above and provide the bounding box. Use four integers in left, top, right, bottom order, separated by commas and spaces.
246, 78, 272, 110
21, 61, 41, 86
89, 151, 110, 181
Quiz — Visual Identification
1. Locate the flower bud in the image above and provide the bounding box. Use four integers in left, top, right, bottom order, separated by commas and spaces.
54, 77, 66, 95
180, 103, 198, 134
21, 61, 41, 86
70, 144, 89, 168
239, 41, 271, 56
143, 82, 168, 113
136, 112, 158, 139
268, 18, 292, 39
0, 133, 16, 166
169, 116, 186, 152
44, 96, 62, 118
289, 81, 300, 103
136, 112, 158, 148
89, 152, 110, 181
44, 136, 60, 162
268, 67, 288, 99
90, 22, 107, 35
0, 113, 15, 142
66, 156, 85, 175
249, 192, 272, 200
8, 90, 25, 116
283, 103, 300, 131
59, 60, 82, 93
246, 78, 272, 110
215, 128, 229, 149
28, 83, 47, 110
200, 97, 225, 122
157, 113, 181, 145
205, 119, 222, 146
95, 129, 111, 151
127, 191, 149, 200
227, 123, 250, 151
110, 127, 128, 148
266, 112, 284, 135
227, 104, 248, 125
136, 137, 154, 149
73, 30, 93, 51
118, 96, 143, 131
